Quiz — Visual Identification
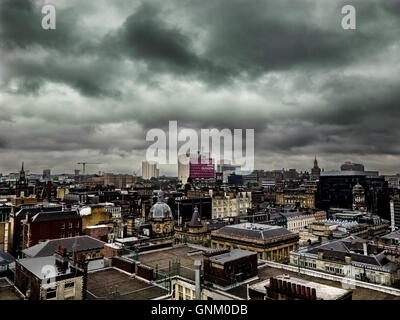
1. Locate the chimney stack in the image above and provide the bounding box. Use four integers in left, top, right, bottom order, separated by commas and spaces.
194, 260, 201, 300
363, 242, 368, 256
311, 288, 317, 300
55, 245, 69, 272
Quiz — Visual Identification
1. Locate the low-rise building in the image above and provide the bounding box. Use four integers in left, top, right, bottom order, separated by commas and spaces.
249, 274, 352, 300
211, 223, 299, 262
284, 210, 326, 233
275, 188, 315, 209
290, 236, 400, 286
174, 207, 210, 245
15, 247, 88, 300
210, 190, 251, 219
22, 235, 105, 271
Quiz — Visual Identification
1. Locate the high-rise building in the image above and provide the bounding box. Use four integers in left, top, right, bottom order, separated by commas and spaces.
142, 161, 159, 180
311, 156, 321, 180
390, 193, 400, 230
217, 161, 240, 183
42, 169, 51, 181
178, 152, 215, 184
316, 170, 390, 219
340, 161, 365, 171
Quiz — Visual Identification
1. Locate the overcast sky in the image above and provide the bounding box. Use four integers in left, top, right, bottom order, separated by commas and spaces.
1, 0, 400, 175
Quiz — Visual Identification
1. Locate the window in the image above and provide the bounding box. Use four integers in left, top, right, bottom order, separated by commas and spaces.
61, 223, 65, 230
46, 287, 57, 299
65, 282, 74, 288
68, 222, 73, 229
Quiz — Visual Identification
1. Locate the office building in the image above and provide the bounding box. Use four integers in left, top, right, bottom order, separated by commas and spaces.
142, 161, 159, 180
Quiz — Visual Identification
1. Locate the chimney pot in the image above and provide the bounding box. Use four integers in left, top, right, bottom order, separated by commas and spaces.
305, 287, 311, 299
296, 284, 301, 295
311, 288, 317, 300
291, 283, 296, 295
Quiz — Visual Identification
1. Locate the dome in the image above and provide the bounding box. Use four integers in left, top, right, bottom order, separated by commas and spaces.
150, 191, 172, 219
352, 182, 364, 193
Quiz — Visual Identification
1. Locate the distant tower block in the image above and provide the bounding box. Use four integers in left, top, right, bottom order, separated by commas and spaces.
352, 181, 367, 212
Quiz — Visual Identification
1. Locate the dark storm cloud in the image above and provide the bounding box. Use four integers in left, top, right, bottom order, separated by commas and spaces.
1, 0, 400, 173
184, 0, 399, 76
0, 0, 90, 52
116, 4, 199, 71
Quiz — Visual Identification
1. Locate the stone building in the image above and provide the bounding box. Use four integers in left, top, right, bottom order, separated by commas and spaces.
174, 207, 210, 245
15, 246, 88, 300
211, 223, 299, 262
290, 236, 400, 286
148, 191, 174, 238
210, 190, 252, 219
352, 182, 367, 212
284, 210, 326, 233
311, 156, 321, 181
275, 188, 315, 209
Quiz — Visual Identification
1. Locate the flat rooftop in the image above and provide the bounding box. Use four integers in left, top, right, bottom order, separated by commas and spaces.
139, 245, 204, 270
250, 266, 400, 300
87, 268, 168, 300
0, 278, 22, 300
209, 249, 255, 265
139, 245, 205, 281
250, 274, 350, 300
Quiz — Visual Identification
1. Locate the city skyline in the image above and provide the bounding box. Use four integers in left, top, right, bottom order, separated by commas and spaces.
1, 0, 400, 175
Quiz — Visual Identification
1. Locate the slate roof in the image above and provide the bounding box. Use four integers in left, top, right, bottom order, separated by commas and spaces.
17, 256, 75, 280
209, 249, 256, 265
31, 210, 80, 223
0, 252, 15, 266
305, 236, 400, 272
14, 205, 63, 218
212, 223, 297, 243
22, 236, 104, 258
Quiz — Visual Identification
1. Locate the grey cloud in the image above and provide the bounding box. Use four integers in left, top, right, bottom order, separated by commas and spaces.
0, 0, 400, 174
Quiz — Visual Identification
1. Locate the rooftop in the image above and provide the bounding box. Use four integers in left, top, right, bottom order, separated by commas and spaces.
381, 230, 400, 241
321, 171, 379, 177
212, 223, 297, 243
251, 274, 351, 300
31, 210, 80, 223
22, 235, 105, 258
253, 266, 400, 300
17, 256, 76, 280
209, 249, 256, 265
0, 278, 22, 300
87, 268, 168, 300
0, 251, 15, 266
139, 245, 205, 281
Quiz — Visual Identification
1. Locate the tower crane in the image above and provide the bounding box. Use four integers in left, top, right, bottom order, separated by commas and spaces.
76, 162, 101, 175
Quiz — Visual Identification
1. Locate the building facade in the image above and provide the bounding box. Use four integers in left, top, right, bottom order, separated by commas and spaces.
211, 223, 299, 262
210, 190, 251, 219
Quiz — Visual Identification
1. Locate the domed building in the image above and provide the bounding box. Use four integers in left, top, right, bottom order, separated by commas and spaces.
352, 181, 367, 212
148, 191, 174, 238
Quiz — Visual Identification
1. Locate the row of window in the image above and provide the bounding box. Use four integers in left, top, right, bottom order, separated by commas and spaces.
325, 265, 344, 275
45, 281, 75, 299
61, 222, 79, 229
60, 232, 80, 238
